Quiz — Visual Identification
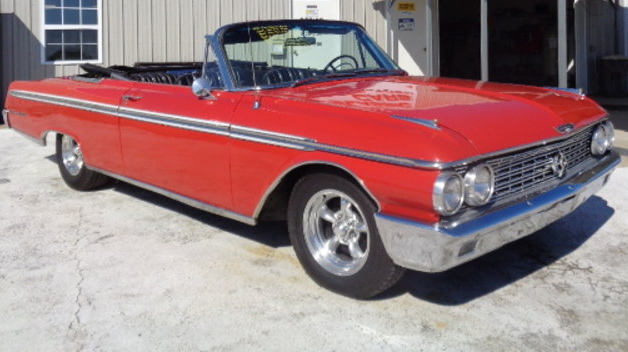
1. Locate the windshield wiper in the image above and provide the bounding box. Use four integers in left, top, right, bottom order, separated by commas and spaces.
352, 68, 407, 75
291, 72, 358, 88
291, 68, 407, 88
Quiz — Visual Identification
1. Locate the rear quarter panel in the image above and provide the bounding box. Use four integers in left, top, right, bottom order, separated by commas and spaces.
5, 78, 133, 172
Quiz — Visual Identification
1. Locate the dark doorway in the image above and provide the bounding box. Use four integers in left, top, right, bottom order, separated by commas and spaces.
439, 0, 574, 87
439, 0, 481, 80
488, 0, 558, 86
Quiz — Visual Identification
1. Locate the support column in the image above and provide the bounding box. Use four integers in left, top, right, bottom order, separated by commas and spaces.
480, 0, 488, 81
558, 0, 568, 87
574, 0, 588, 92
426, 0, 435, 75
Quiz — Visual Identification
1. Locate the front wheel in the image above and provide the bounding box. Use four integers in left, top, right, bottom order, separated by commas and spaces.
56, 134, 112, 191
288, 174, 405, 298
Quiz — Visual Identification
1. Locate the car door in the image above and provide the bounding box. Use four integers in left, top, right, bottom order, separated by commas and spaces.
118, 82, 244, 211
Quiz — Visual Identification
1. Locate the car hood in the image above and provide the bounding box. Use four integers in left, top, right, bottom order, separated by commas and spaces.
266, 76, 607, 155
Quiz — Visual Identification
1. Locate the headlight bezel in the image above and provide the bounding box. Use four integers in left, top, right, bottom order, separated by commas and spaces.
433, 172, 465, 216
591, 123, 611, 156
463, 164, 495, 207
603, 120, 615, 151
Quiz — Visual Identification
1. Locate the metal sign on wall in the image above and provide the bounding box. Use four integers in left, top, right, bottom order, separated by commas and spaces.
292, 0, 340, 20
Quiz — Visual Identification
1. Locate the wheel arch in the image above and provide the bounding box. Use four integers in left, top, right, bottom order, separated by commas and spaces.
37, 130, 74, 146
254, 161, 381, 222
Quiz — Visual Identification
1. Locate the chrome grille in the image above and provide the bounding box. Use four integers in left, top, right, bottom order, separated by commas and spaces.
486, 126, 594, 203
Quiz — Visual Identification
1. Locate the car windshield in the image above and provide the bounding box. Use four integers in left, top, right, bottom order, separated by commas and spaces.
220, 21, 403, 89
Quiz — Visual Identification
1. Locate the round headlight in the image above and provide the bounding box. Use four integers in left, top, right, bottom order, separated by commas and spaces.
591, 124, 608, 156
433, 172, 464, 216
464, 164, 495, 206
603, 121, 615, 150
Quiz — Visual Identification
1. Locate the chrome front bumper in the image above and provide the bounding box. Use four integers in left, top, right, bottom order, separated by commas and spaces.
375, 152, 620, 273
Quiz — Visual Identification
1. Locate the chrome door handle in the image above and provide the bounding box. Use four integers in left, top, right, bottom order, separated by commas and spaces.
123, 95, 143, 101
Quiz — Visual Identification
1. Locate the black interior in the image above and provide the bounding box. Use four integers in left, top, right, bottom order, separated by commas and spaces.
78, 62, 203, 86
78, 61, 322, 88
229, 61, 321, 87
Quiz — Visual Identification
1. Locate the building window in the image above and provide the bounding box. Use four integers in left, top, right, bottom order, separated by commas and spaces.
41, 0, 101, 64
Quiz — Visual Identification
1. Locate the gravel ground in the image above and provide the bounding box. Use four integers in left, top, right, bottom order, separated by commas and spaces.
0, 129, 627, 352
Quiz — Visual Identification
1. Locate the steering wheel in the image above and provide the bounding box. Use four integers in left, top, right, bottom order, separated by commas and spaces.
323, 55, 359, 72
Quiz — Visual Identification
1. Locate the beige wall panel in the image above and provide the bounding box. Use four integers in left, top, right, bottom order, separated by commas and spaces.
206, 0, 221, 31
343, 0, 357, 22
0, 0, 15, 13
373, 0, 387, 48
151, 0, 167, 62
64, 65, 80, 76
192, 0, 208, 60
277, 0, 291, 18
244, 0, 257, 21
354, 0, 366, 24
219, 0, 233, 27
258, 0, 270, 19
123, 0, 138, 65
137, 0, 154, 62
165, 0, 181, 61
107, 0, 124, 65
340, 0, 387, 52
231, 0, 247, 23
101, 0, 109, 66
180, 0, 195, 61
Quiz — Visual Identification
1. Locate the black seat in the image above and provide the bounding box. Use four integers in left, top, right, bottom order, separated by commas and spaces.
262, 67, 317, 85
130, 72, 177, 84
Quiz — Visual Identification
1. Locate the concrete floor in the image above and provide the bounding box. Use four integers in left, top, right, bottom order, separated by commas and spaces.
1, 125, 627, 351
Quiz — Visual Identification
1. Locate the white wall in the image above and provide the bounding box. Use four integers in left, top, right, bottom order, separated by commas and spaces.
387, 0, 429, 75
292, 0, 340, 20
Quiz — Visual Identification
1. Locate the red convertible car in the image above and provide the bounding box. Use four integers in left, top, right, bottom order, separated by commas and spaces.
3, 20, 619, 298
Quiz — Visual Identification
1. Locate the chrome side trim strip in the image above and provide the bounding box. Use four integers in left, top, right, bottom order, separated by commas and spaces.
117, 106, 230, 136
10, 90, 231, 136
10, 89, 425, 167
306, 142, 422, 168
87, 165, 257, 226
10, 90, 119, 115
230, 125, 316, 151
8, 89, 605, 170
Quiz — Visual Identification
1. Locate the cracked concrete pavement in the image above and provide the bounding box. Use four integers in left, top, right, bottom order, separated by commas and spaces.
1, 127, 627, 352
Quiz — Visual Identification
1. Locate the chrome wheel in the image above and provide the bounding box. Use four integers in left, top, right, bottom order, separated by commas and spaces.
61, 135, 84, 176
303, 190, 370, 276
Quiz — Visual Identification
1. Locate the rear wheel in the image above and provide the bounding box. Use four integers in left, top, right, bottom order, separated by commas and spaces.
56, 134, 111, 191
288, 173, 405, 298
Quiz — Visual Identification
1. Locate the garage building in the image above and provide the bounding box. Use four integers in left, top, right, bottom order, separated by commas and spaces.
1, 0, 627, 109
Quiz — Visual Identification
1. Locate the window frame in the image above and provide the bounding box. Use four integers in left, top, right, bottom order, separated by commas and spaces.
40, 0, 103, 65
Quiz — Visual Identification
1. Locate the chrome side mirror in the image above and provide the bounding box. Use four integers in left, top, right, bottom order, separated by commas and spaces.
192, 78, 216, 99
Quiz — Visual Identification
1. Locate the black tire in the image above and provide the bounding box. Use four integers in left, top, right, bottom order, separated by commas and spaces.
56, 134, 112, 191
288, 173, 405, 299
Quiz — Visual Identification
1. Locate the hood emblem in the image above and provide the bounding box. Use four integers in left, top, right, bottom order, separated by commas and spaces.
391, 115, 440, 130
550, 152, 568, 178
556, 123, 575, 134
